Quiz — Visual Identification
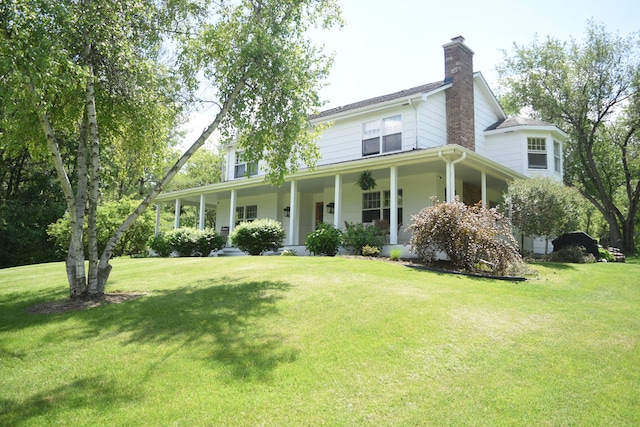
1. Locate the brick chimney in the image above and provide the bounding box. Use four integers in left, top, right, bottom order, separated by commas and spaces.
443, 36, 475, 151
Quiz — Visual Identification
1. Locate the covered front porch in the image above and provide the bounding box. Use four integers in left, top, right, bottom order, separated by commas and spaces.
154, 145, 523, 247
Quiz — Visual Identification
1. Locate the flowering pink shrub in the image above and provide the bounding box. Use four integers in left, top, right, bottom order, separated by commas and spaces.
408, 198, 523, 275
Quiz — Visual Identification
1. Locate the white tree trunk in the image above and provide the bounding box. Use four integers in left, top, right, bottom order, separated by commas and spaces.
97, 76, 249, 289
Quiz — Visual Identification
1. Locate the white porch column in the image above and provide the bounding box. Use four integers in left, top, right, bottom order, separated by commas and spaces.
390, 166, 398, 244
481, 171, 487, 208
199, 194, 206, 230
334, 174, 342, 229
174, 199, 181, 229
288, 180, 298, 245
154, 204, 161, 235
229, 189, 237, 235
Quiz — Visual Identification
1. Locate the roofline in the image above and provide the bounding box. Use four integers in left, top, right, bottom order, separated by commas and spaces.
484, 124, 569, 139
155, 145, 525, 202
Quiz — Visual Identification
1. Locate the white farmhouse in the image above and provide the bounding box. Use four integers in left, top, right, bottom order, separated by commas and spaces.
155, 37, 566, 255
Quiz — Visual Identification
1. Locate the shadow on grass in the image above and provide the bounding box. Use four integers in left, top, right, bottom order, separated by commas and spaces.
0, 375, 136, 426
35, 277, 296, 382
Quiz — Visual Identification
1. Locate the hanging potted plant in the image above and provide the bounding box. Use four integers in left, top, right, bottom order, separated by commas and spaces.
356, 170, 377, 191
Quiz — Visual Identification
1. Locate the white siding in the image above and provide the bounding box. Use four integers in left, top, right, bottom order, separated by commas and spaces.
316, 106, 418, 166
485, 132, 525, 174
417, 91, 447, 149
473, 85, 503, 156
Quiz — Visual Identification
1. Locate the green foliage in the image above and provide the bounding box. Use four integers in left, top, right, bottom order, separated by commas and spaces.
305, 222, 342, 256
497, 21, 640, 253
550, 245, 597, 264
408, 198, 523, 276
47, 197, 155, 257
148, 233, 173, 257
341, 222, 384, 256
356, 170, 377, 190
389, 248, 403, 261
230, 219, 285, 255
148, 228, 226, 257
503, 177, 583, 253
361, 245, 380, 257
166, 228, 200, 257
598, 247, 616, 262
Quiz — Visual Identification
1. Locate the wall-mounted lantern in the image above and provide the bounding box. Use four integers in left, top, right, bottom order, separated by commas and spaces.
283, 206, 291, 218
326, 202, 335, 214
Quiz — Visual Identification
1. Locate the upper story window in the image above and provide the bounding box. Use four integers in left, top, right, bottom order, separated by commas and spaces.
234, 151, 258, 178
527, 137, 547, 169
553, 141, 562, 173
362, 115, 402, 157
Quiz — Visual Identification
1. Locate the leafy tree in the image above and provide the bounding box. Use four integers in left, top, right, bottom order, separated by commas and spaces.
503, 177, 582, 254
1, 0, 341, 298
497, 21, 640, 254
408, 198, 522, 276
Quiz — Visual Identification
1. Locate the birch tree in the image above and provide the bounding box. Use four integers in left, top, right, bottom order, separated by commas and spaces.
1, 0, 341, 298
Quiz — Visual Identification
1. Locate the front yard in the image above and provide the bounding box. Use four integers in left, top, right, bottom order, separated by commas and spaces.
1, 256, 638, 425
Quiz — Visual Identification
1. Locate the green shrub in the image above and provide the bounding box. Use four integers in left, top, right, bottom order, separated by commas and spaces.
551, 245, 597, 264
195, 228, 227, 256
389, 248, 402, 261
341, 222, 384, 256
47, 197, 155, 257
166, 228, 199, 256
305, 223, 342, 256
361, 245, 380, 257
149, 228, 226, 257
148, 233, 173, 257
408, 198, 523, 276
598, 246, 615, 262
231, 219, 285, 255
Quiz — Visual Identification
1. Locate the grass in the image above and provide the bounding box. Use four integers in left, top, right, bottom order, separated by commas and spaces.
1, 256, 639, 426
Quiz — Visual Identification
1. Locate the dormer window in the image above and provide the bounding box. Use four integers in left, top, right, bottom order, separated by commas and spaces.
527, 137, 547, 169
362, 115, 402, 157
234, 151, 258, 178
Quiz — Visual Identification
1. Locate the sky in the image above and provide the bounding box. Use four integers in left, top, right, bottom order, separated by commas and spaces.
181, 0, 640, 145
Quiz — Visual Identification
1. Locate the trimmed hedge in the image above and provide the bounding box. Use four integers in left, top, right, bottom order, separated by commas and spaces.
148, 228, 226, 257
230, 219, 285, 255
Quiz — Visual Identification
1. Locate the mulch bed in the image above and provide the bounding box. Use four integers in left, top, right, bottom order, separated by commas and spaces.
26, 293, 146, 315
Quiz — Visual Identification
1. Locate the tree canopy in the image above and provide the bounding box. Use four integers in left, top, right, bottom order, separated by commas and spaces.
503, 177, 582, 254
497, 21, 640, 253
0, 0, 341, 297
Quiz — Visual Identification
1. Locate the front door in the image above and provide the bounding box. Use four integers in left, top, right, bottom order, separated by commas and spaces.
315, 202, 324, 225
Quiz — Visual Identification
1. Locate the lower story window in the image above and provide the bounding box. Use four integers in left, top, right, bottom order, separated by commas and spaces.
362, 189, 403, 224
235, 205, 257, 225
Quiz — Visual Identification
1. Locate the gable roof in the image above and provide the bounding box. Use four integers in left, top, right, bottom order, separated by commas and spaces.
312, 81, 445, 120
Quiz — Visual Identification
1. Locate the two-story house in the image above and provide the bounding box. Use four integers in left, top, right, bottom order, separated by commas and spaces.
154, 36, 566, 255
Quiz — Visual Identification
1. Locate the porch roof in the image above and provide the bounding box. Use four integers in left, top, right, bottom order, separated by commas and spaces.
155, 145, 525, 207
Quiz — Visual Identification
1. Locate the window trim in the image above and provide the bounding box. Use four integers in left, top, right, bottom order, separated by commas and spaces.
234, 151, 258, 178
235, 204, 258, 225
527, 137, 547, 170
553, 140, 562, 173
362, 115, 402, 157
361, 189, 403, 224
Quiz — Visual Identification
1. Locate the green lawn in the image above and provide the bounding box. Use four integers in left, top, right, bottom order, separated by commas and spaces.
1, 256, 639, 426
